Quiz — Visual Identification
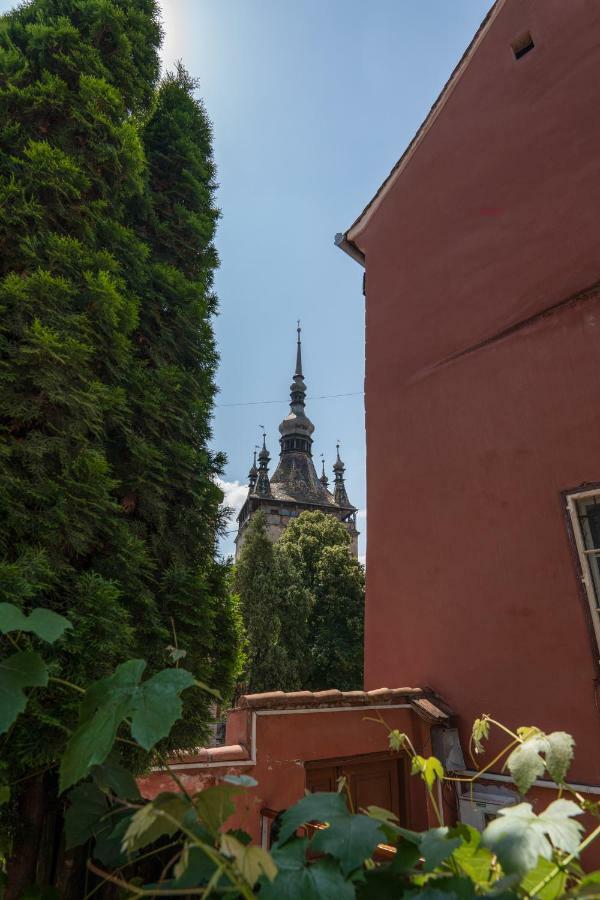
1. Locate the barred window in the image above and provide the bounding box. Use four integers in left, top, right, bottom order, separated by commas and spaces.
566, 489, 600, 657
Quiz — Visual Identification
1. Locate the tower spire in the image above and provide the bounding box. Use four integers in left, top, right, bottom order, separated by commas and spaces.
333, 442, 350, 507
295, 320, 303, 377
320, 454, 329, 488
254, 433, 271, 496
247, 448, 258, 491
290, 321, 307, 414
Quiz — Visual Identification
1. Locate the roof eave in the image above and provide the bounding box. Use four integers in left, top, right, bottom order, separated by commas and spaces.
334, 232, 365, 268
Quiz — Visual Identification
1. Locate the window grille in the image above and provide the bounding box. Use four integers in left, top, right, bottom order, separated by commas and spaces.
566, 489, 600, 657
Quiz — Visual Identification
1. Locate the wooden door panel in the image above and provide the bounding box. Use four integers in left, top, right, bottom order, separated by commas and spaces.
306, 755, 404, 820
305, 765, 337, 795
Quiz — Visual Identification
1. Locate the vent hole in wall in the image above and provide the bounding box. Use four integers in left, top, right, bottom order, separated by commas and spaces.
512, 31, 535, 60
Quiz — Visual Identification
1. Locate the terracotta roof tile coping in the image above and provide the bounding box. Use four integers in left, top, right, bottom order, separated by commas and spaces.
410, 697, 451, 724
171, 744, 249, 765
238, 687, 424, 710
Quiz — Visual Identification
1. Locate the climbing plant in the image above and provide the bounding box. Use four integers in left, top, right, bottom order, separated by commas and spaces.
2, 602, 600, 898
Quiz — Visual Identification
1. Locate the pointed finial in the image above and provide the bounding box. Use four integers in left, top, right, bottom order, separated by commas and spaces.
320, 453, 329, 488
258, 432, 269, 461
295, 320, 303, 377
333, 441, 344, 472
333, 442, 350, 506
255, 432, 271, 495
248, 446, 258, 489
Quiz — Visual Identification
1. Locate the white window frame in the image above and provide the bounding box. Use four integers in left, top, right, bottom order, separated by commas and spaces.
565, 488, 600, 658
458, 783, 517, 830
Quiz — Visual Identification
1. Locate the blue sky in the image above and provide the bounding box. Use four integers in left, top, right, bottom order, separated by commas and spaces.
1, 0, 493, 558
159, 0, 492, 559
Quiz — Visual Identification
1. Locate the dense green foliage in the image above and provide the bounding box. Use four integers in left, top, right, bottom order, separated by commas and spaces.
0, 0, 242, 889
236, 510, 364, 693
234, 511, 303, 693
278, 511, 364, 691
115, 62, 244, 747
2, 602, 600, 898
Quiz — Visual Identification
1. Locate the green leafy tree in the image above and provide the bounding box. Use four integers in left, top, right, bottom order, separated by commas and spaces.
0, 2, 241, 892
277, 511, 364, 691
236, 511, 364, 693
235, 512, 301, 693
306, 543, 365, 690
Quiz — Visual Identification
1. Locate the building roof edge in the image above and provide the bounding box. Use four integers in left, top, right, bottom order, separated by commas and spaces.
336, 0, 505, 262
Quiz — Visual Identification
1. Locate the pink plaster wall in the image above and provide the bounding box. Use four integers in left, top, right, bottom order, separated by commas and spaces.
352, 0, 600, 788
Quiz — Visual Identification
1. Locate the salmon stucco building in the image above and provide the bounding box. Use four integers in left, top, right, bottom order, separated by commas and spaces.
336, 0, 600, 824
143, 0, 600, 851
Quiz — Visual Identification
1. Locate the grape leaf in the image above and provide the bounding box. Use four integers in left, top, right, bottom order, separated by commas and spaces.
0, 604, 71, 643
130, 667, 195, 750
65, 782, 108, 850
411, 755, 444, 790
122, 793, 190, 853
312, 813, 384, 875
60, 660, 145, 792
93, 810, 136, 868
364, 805, 398, 824
91, 754, 141, 801
277, 792, 349, 844
59, 660, 195, 792
221, 833, 277, 886
388, 730, 407, 752
261, 838, 354, 900
64, 782, 135, 868
0, 651, 48, 734
471, 718, 490, 755
537, 799, 584, 852
508, 731, 575, 793
170, 844, 221, 889
419, 827, 462, 872
195, 782, 244, 835
507, 735, 548, 794
520, 856, 567, 900
545, 732, 574, 785
482, 800, 583, 875
451, 826, 494, 883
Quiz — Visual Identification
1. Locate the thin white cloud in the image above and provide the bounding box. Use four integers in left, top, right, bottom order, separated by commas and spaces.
217, 479, 248, 525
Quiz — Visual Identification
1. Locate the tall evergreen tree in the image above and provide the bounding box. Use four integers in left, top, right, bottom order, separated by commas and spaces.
235, 512, 298, 693
119, 64, 243, 745
0, 1, 161, 890
0, 3, 241, 893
